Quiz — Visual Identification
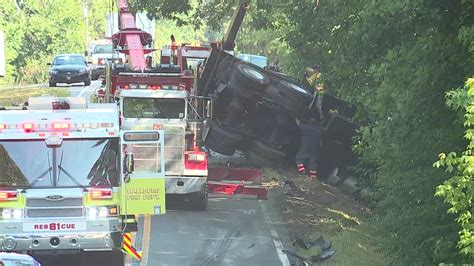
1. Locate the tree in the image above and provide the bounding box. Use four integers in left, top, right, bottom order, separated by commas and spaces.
435, 78, 474, 258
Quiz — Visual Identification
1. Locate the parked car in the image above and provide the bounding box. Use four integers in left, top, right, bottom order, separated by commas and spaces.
87, 41, 125, 80
47, 54, 91, 87
0, 252, 41, 266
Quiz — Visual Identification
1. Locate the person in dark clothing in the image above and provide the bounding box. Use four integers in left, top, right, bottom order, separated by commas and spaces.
295, 114, 321, 180
295, 66, 325, 179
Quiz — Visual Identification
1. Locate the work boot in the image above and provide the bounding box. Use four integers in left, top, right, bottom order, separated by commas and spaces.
309, 170, 317, 180
297, 163, 305, 174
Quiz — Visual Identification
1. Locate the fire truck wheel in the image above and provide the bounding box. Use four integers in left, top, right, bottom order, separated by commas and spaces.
84, 78, 92, 86
48, 81, 56, 87
248, 140, 286, 164
263, 80, 313, 114
229, 64, 270, 94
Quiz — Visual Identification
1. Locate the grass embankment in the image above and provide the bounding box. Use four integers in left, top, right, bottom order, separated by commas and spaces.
0, 87, 69, 106
262, 167, 391, 265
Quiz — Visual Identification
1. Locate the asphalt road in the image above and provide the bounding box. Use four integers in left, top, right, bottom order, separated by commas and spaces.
143, 196, 289, 266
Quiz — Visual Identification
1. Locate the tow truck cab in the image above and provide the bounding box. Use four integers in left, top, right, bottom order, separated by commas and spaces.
0, 97, 165, 260
119, 88, 210, 210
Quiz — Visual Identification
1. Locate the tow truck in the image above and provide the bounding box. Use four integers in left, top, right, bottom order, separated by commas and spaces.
99, 0, 216, 210
0, 96, 166, 265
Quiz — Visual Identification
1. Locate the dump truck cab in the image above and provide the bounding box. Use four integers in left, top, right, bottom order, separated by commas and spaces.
0, 96, 165, 263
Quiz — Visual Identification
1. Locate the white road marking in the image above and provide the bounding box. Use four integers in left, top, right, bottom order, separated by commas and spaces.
259, 200, 291, 266
76, 85, 93, 97
139, 215, 152, 266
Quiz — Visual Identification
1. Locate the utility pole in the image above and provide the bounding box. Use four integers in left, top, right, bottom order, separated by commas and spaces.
83, 1, 89, 57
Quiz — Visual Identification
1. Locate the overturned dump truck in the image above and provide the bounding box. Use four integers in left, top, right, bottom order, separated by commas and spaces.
198, 44, 358, 178
191, 1, 360, 178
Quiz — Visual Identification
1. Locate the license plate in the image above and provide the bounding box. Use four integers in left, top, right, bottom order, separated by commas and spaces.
23, 222, 86, 232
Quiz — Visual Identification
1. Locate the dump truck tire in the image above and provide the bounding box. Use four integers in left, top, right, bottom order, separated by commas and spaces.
229, 64, 270, 94
264, 80, 313, 114
204, 122, 243, 155
205, 136, 236, 155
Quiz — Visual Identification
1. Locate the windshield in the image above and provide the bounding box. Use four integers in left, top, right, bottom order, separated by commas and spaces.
237, 54, 268, 68
93, 44, 113, 54
186, 58, 205, 71
123, 97, 185, 119
0, 139, 119, 188
53, 55, 86, 66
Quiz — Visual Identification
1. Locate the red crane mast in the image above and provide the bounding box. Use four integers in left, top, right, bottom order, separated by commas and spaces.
112, 0, 154, 71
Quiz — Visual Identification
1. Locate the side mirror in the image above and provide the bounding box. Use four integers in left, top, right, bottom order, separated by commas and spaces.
125, 153, 134, 174
47, 63, 52, 66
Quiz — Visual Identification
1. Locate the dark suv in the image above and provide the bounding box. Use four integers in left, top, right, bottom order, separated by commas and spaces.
48, 54, 91, 87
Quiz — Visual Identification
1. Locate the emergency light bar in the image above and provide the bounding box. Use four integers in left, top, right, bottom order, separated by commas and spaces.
89, 188, 113, 200
117, 84, 183, 91
0, 121, 114, 133
0, 191, 18, 201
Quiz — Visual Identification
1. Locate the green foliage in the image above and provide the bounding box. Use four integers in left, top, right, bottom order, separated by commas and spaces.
435, 78, 474, 258
0, 0, 111, 85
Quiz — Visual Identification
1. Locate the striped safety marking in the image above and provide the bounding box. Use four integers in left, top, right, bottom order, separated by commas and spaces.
122, 233, 142, 261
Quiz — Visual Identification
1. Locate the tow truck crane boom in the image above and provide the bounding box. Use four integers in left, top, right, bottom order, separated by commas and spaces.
113, 0, 154, 70
222, 1, 250, 51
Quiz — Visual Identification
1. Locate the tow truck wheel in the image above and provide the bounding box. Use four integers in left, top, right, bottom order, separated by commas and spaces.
84, 78, 91, 86
191, 189, 208, 211
229, 65, 270, 95
48, 81, 56, 87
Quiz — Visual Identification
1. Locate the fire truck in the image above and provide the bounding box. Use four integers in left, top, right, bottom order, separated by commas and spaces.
102, 0, 212, 210
0, 96, 165, 264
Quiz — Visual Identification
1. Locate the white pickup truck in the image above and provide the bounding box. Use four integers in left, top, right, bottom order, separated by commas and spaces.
88, 40, 125, 80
